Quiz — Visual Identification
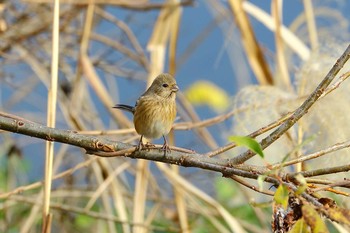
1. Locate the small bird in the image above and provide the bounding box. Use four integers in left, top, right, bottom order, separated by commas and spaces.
113, 73, 179, 153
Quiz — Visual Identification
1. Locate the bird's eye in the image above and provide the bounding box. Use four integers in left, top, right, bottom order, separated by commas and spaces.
162, 83, 169, 88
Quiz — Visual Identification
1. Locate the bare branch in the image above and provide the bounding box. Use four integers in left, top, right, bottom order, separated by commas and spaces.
0, 111, 273, 182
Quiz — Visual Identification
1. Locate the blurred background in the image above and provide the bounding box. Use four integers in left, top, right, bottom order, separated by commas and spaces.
1, 0, 350, 232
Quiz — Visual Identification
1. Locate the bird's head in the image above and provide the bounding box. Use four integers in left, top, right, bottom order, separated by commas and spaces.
147, 73, 179, 99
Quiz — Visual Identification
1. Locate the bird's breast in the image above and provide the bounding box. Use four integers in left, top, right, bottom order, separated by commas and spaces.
133, 97, 176, 139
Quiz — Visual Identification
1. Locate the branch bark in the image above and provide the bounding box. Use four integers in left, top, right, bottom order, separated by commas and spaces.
0, 111, 271, 181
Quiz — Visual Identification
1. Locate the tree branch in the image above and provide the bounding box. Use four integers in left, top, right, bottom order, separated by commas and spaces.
0, 112, 327, 209
0, 111, 272, 181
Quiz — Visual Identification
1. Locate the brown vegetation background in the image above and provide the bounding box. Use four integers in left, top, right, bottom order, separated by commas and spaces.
1, 0, 350, 232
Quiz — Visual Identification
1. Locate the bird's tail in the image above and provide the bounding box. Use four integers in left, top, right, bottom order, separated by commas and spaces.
113, 104, 135, 114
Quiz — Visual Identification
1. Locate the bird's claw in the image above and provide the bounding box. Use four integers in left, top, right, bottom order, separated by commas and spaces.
136, 135, 145, 151
160, 143, 171, 156
145, 142, 156, 148
136, 136, 156, 151
136, 135, 171, 156
136, 142, 144, 151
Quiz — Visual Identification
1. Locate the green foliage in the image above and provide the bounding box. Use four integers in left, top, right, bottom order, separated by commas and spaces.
191, 219, 218, 233
232, 204, 263, 226
215, 178, 239, 202
228, 136, 264, 158
257, 175, 267, 192
214, 178, 266, 228
75, 214, 95, 229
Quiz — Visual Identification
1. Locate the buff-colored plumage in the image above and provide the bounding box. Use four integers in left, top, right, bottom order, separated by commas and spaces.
114, 73, 178, 150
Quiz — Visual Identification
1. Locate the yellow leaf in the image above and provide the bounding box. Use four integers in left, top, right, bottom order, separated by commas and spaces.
185, 81, 229, 112
302, 204, 329, 233
326, 206, 350, 226
274, 184, 289, 210
294, 174, 307, 195
289, 219, 308, 233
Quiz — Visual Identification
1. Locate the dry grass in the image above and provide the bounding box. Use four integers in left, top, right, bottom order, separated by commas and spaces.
1, 0, 350, 232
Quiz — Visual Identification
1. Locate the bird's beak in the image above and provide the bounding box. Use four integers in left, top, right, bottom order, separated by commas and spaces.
172, 85, 179, 92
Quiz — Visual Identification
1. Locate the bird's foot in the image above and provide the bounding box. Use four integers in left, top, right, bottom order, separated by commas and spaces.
160, 143, 171, 156
144, 142, 156, 148
136, 136, 155, 151
136, 141, 144, 151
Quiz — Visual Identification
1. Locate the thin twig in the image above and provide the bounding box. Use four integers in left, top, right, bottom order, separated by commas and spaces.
7, 195, 180, 232
319, 71, 350, 98
229, 175, 274, 196
289, 164, 350, 178
271, 140, 350, 169
23, 0, 194, 11
311, 180, 350, 193
0, 157, 97, 199
205, 111, 293, 157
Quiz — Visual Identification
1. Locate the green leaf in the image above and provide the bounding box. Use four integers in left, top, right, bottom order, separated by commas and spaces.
274, 184, 289, 209
294, 174, 307, 195
257, 175, 266, 192
229, 136, 264, 158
